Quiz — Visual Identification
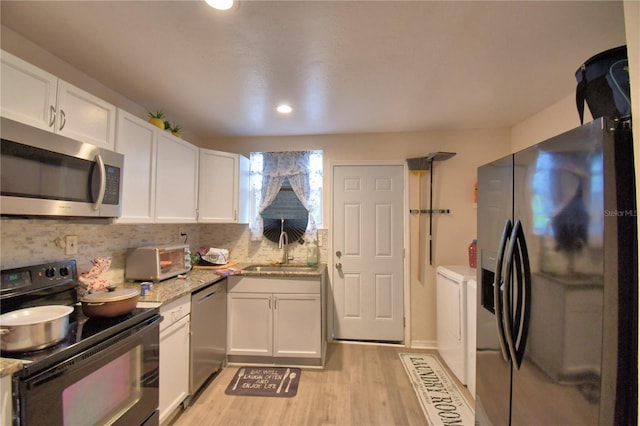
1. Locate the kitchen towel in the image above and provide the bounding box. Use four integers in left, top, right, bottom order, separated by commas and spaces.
225, 366, 300, 397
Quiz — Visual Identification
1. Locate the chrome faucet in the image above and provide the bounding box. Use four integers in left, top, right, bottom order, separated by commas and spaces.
278, 230, 289, 264
278, 218, 289, 264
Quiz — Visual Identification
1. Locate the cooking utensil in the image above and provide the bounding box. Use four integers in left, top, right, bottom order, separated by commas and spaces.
233, 368, 245, 390
285, 371, 296, 393
80, 288, 139, 318
277, 367, 290, 393
0, 305, 73, 352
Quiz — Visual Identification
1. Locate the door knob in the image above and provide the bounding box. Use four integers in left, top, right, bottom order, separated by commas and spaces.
335, 262, 342, 270
336, 250, 342, 258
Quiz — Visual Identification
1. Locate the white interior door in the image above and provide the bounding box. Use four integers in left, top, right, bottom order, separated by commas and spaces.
332, 165, 404, 342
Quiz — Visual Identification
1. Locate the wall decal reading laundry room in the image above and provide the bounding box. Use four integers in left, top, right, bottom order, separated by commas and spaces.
224, 367, 301, 397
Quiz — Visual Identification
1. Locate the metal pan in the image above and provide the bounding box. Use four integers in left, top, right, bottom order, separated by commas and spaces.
0, 305, 74, 352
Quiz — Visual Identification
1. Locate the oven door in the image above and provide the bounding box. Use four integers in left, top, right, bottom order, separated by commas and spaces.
14, 316, 159, 426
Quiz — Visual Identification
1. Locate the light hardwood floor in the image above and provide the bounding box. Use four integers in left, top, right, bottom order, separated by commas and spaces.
171, 343, 474, 426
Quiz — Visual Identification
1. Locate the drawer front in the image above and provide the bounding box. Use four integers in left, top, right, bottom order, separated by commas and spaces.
159, 294, 191, 331
228, 276, 320, 294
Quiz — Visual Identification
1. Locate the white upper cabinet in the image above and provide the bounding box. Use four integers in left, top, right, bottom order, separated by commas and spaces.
1, 50, 57, 130
115, 109, 157, 223
55, 80, 116, 149
1, 50, 116, 149
198, 149, 249, 223
155, 131, 199, 223
115, 109, 200, 224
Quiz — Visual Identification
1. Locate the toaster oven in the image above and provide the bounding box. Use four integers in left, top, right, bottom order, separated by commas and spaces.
125, 244, 191, 281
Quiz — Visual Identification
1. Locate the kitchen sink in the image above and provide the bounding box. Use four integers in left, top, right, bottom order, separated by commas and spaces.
242, 264, 320, 274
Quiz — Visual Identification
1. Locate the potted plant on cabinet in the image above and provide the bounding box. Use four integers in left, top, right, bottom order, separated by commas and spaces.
147, 110, 165, 129
169, 123, 182, 138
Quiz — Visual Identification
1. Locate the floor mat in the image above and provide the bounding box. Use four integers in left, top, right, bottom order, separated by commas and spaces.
224, 366, 300, 397
399, 353, 474, 425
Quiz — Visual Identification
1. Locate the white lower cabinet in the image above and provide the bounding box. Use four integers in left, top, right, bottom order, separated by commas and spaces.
227, 293, 272, 356
227, 276, 322, 363
159, 295, 191, 424
1, 375, 11, 426
273, 293, 322, 358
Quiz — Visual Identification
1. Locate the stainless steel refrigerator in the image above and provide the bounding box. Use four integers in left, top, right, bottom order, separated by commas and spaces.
475, 117, 637, 425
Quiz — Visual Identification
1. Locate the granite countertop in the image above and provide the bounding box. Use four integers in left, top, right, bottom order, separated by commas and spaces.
1, 263, 326, 376
121, 263, 325, 305
121, 268, 227, 305
0, 358, 22, 377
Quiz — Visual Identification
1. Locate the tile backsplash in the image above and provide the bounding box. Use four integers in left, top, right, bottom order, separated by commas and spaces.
199, 224, 328, 266
0, 218, 328, 284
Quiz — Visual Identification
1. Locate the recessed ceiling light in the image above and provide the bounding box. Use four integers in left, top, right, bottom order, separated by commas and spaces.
205, 0, 234, 11
277, 104, 293, 114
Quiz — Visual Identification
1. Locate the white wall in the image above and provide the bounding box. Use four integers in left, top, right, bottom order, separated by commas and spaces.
207, 129, 511, 346
513, 2, 638, 153
511, 93, 580, 152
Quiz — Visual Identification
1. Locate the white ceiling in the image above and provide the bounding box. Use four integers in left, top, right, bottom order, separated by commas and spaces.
0, 1, 628, 140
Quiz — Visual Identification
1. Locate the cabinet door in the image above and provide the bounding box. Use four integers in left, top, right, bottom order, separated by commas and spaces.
1, 375, 11, 426
56, 80, 116, 149
115, 109, 156, 223
273, 293, 321, 358
155, 132, 199, 223
198, 149, 249, 223
159, 314, 190, 424
1, 50, 57, 131
227, 293, 272, 355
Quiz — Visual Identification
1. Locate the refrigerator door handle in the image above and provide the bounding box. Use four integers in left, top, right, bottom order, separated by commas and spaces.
503, 220, 519, 366
503, 220, 531, 369
494, 219, 512, 362
514, 221, 532, 369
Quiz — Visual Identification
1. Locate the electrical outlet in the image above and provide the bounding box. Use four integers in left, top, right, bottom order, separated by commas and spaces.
65, 235, 78, 255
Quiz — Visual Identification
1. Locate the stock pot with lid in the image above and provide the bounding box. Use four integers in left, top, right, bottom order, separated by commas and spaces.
80, 288, 139, 318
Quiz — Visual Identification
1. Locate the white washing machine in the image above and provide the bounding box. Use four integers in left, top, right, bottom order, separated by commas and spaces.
436, 265, 476, 385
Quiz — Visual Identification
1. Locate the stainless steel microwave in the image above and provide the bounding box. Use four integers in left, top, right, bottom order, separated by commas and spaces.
0, 117, 124, 218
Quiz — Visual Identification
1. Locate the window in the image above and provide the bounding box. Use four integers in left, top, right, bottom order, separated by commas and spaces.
249, 151, 323, 241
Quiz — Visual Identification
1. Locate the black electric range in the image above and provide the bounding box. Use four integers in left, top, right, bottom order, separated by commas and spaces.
0, 260, 159, 378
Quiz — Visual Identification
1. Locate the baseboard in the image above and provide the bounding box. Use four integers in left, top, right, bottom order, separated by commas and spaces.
408, 339, 437, 350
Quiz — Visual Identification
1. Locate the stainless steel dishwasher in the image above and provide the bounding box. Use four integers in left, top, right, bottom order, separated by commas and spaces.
190, 278, 226, 397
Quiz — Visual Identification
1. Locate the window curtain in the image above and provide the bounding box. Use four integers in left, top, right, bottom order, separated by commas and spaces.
250, 151, 317, 241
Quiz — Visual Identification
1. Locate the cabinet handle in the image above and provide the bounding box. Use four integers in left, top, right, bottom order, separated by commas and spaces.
268, 297, 272, 309
59, 109, 66, 131
49, 105, 56, 128
273, 297, 277, 310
